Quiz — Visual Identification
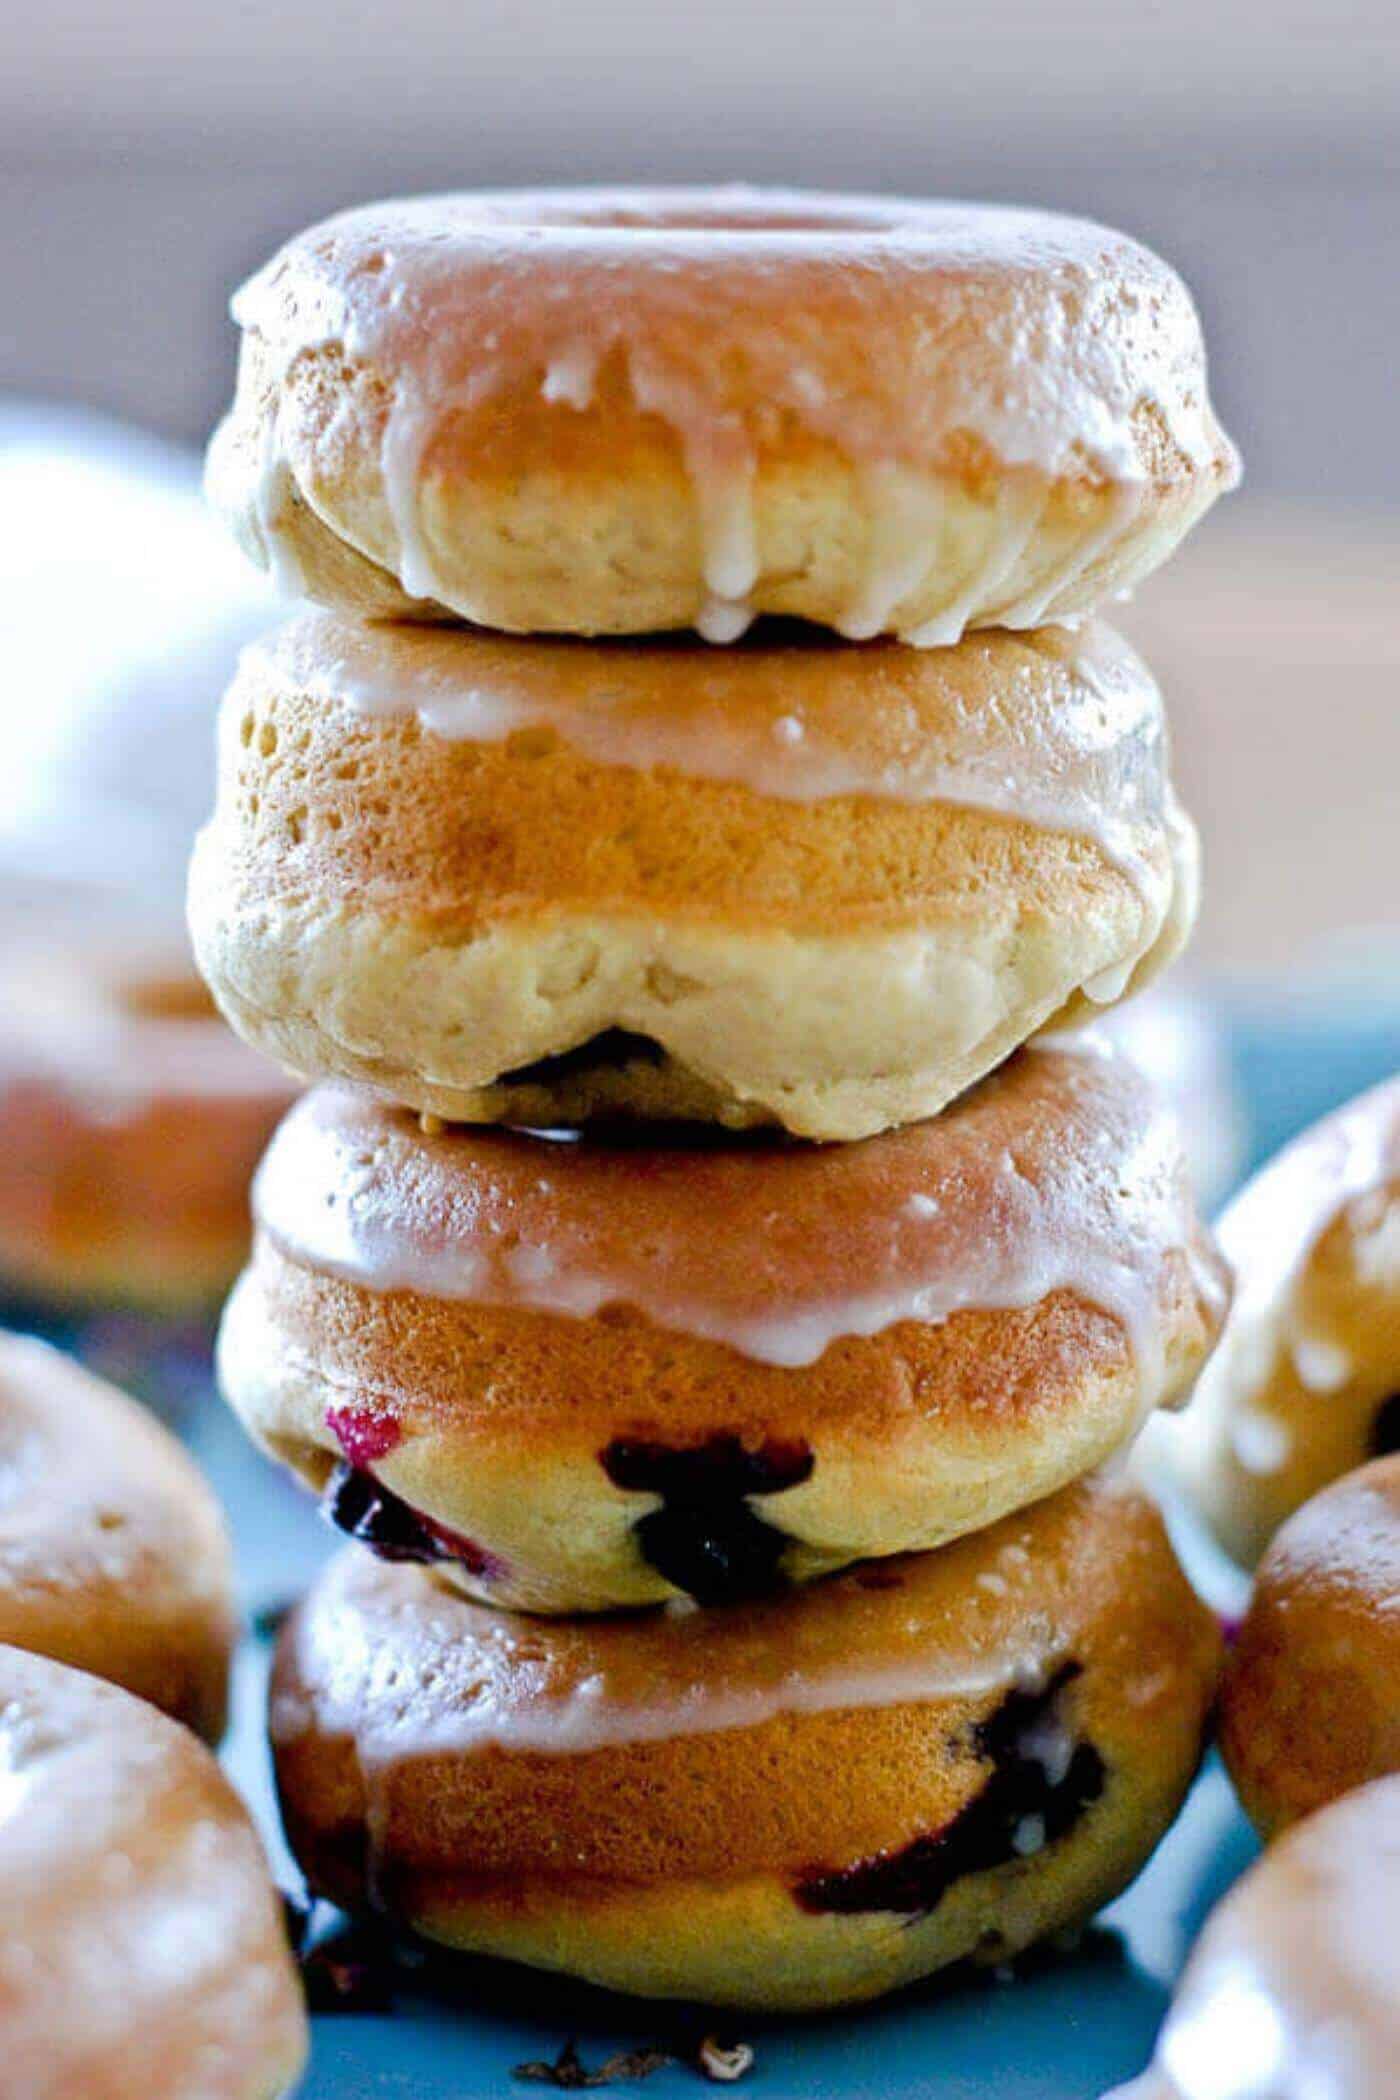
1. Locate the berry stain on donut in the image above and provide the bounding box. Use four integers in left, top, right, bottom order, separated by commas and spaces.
1369, 1393, 1400, 1458
325, 1402, 402, 1468
321, 1462, 501, 1581
794, 1663, 1105, 1916
601, 1433, 814, 1606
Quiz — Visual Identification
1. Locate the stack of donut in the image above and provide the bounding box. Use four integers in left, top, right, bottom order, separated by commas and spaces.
194, 188, 1239, 2011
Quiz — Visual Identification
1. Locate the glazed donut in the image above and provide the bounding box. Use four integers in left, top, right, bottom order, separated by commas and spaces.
1218, 1455, 1400, 1838
208, 187, 1237, 643
1171, 1076, 1400, 1566
1107, 1776, 1400, 2100
188, 612, 1197, 1140
0, 1330, 236, 1739
0, 1645, 307, 2099
271, 1474, 1220, 2011
219, 1043, 1228, 1613
0, 935, 295, 1314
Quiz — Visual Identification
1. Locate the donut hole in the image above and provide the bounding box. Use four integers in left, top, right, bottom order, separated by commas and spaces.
508, 200, 898, 236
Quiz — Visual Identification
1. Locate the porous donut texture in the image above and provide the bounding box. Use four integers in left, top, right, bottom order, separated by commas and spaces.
208, 188, 1238, 642
0, 1331, 236, 1740
0, 1646, 307, 2100
270, 1477, 1220, 2010
0, 944, 296, 1313
220, 1051, 1228, 1612
188, 614, 1197, 1140
1219, 1454, 1400, 1839
1172, 1075, 1400, 1566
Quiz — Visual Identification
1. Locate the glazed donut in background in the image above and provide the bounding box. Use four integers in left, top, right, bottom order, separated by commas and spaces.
1218, 1455, 1400, 1838
0, 1645, 307, 2100
1107, 1776, 1400, 2100
272, 1475, 1220, 2011
220, 1044, 1228, 1614
1169, 1075, 1400, 1566
0, 1330, 236, 1739
208, 188, 1237, 643
189, 612, 1197, 1141
0, 935, 296, 1315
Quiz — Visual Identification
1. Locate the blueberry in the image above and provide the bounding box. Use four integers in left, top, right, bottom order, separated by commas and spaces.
320, 1464, 498, 1579
794, 1662, 1105, 1915
601, 1434, 814, 1606
1369, 1393, 1400, 1457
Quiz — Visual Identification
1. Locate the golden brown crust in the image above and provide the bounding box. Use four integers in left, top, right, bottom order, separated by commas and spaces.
1219, 1456, 1400, 1838
0, 1647, 307, 2100
189, 615, 1197, 1137
0, 1331, 237, 1741
220, 1056, 1228, 1610
1172, 1076, 1400, 1565
211, 188, 1237, 640
272, 1480, 1220, 2007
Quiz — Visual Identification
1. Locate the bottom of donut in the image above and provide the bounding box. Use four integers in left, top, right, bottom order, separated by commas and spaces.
271, 1477, 1220, 2010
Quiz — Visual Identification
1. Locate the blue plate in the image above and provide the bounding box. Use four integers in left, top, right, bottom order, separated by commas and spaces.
75, 1006, 1400, 2092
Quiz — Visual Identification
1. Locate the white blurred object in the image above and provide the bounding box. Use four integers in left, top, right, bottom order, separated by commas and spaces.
1099, 982, 1246, 1216
0, 400, 276, 940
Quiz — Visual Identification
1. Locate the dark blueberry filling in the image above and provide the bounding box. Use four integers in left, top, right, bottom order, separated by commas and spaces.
1369, 1392, 1400, 1458
321, 1462, 498, 1579
795, 1662, 1106, 1916
601, 1433, 814, 1606
502, 1030, 667, 1087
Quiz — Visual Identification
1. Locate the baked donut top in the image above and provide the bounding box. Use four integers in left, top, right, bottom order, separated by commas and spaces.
1258, 1453, 1400, 1612
0, 1330, 234, 1623
0, 1646, 307, 2098
235, 187, 1234, 499
249, 610, 1175, 880
1205, 1076, 1400, 1418
1118, 1776, 1400, 2100
254, 1040, 1227, 1376
273, 1474, 1171, 1757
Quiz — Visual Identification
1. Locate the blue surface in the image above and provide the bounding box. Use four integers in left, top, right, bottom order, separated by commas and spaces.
31, 1004, 1400, 2094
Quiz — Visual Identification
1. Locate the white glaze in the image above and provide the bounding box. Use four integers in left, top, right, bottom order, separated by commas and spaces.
1177, 1076, 1400, 1479
1105, 1777, 1400, 2100
248, 610, 1177, 913
254, 1040, 1223, 1409
231, 186, 1237, 642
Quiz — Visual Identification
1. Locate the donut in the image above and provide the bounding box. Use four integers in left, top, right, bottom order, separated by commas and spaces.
0, 1330, 236, 1739
219, 1043, 1228, 1613
271, 1474, 1220, 2010
207, 187, 1237, 643
1218, 1455, 1400, 1838
0, 1645, 307, 2099
1170, 1076, 1400, 1565
188, 611, 1197, 1141
0, 934, 295, 1314
1106, 1776, 1400, 2100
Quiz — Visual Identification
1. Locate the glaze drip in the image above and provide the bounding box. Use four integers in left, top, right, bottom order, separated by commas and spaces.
254, 1043, 1224, 1402
230, 186, 1237, 643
